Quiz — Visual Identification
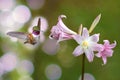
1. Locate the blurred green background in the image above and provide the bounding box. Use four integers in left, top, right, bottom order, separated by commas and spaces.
0, 0, 120, 80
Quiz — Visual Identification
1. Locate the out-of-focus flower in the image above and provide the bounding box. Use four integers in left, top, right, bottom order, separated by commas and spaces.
0, 52, 18, 72
73, 28, 102, 62
49, 15, 77, 43
12, 5, 31, 24
0, 0, 15, 11
96, 40, 116, 65
45, 64, 62, 80
26, 0, 45, 10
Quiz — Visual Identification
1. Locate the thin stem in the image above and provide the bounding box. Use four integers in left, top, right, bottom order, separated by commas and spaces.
81, 54, 85, 80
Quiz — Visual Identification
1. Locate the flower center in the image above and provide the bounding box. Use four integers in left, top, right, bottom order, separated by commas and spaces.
82, 41, 89, 48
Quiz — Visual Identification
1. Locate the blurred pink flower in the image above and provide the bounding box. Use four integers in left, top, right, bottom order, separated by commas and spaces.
96, 40, 116, 65
73, 28, 102, 62
49, 15, 77, 43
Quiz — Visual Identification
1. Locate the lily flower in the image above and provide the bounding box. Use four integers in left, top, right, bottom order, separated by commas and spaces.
96, 40, 116, 65
73, 28, 102, 62
49, 15, 77, 43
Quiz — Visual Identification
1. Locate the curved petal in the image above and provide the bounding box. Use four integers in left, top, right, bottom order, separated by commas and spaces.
57, 15, 77, 35
84, 48, 94, 62
103, 40, 110, 46
109, 41, 116, 48
104, 40, 116, 49
90, 34, 100, 42
82, 28, 89, 39
73, 46, 83, 56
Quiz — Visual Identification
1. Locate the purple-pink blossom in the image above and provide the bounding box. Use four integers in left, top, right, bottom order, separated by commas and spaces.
73, 27, 103, 62
49, 15, 77, 43
96, 40, 116, 65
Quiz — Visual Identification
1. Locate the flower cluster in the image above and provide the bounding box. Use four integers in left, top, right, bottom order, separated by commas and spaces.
49, 14, 116, 65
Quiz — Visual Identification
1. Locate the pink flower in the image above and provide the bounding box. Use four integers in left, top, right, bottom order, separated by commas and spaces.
73, 28, 102, 62
49, 15, 77, 43
96, 40, 116, 65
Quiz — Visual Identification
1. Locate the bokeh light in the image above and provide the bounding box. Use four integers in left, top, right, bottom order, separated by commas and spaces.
12, 5, 31, 24
45, 64, 62, 80
0, 11, 24, 35
18, 75, 33, 80
0, 52, 18, 72
0, 62, 4, 76
0, 0, 15, 11
17, 60, 34, 75
42, 39, 59, 55
26, 0, 45, 10
78, 73, 95, 80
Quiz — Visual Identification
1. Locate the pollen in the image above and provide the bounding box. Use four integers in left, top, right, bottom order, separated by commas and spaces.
82, 41, 89, 48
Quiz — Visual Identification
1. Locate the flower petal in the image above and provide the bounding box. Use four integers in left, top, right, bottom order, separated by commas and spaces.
73, 35, 83, 44
84, 48, 94, 62
103, 40, 110, 46
102, 56, 107, 65
73, 46, 84, 56
109, 41, 116, 48
57, 15, 77, 35
104, 40, 116, 49
82, 28, 89, 39
90, 34, 100, 42
95, 52, 102, 57
104, 49, 113, 57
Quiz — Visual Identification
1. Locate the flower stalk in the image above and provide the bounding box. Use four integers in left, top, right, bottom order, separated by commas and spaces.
81, 54, 85, 80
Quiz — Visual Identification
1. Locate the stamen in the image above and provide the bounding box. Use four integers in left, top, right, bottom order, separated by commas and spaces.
78, 24, 83, 35
89, 14, 101, 33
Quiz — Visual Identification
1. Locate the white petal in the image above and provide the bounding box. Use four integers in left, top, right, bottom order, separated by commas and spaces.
90, 34, 100, 42
82, 28, 89, 39
73, 46, 83, 56
73, 35, 83, 44
84, 48, 94, 62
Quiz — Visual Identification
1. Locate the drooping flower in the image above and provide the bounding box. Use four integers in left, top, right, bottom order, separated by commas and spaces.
49, 15, 77, 43
73, 27, 103, 62
96, 40, 116, 65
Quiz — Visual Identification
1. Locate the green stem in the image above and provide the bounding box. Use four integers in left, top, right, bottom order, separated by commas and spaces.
81, 54, 85, 80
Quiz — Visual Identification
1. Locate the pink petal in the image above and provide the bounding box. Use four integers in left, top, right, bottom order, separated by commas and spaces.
104, 49, 113, 57
103, 40, 110, 46
84, 48, 94, 62
102, 56, 107, 65
109, 41, 116, 48
90, 34, 100, 42
82, 28, 89, 39
73, 46, 84, 56
57, 15, 77, 35
57, 32, 73, 43
104, 40, 116, 49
